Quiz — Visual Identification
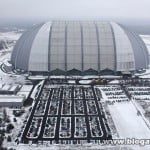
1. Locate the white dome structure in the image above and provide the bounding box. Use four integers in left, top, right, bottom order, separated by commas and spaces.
11, 21, 149, 75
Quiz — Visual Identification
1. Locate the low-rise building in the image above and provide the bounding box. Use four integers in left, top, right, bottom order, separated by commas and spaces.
0, 84, 21, 95
0, 95, 25, 108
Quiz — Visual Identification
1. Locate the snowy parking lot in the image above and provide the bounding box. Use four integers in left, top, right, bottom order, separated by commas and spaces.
21, 81, 111, 144
98, 84, 150, 139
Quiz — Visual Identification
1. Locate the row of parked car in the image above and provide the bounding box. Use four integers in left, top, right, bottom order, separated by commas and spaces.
43, 117, 56, 138
27, 117, 42, 138
34, 87, 51, 116
99, 85, 129, 104
127, 86, 150, 101
25, 85, 106, 140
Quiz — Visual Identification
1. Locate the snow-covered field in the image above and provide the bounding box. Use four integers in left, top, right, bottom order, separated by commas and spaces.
0, 31, 22, 54
97, 84, 150, 150
0, 31, 22, 41
0, 30, 26, 85
108, 102, 150, 138
96, 84, 150, 150
0, 31, 22, 62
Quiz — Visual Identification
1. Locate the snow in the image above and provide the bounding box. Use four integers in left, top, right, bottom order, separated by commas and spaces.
68, 80, 76, 84
28, 76, 47, 80
2, 84, 10, 90
0, 95, 25, 103
5, 143, 150, 150
30, 81, 43, 99
135, 68, 150, 78
10, 84, 19, 91
82, 75, 121, 79
0, 52, 10, 64
19, 85, 33, 92
3, 106, 31, 147
0, 31, 22, 63
108, 102, 150, 139
17, 85, 33, 98
109, 80, 119, 84
0, 31, 150, 149
17, 91, 30, 98
0, 31, 26, 88
98, 85, 150, 140
0, 31, 22, 41
79, 80, 92, 84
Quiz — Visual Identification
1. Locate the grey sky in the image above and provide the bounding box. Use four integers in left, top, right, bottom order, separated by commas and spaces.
0, 0, 150, 20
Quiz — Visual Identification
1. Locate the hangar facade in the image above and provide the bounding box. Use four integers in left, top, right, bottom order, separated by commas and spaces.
11, 21, 149, 75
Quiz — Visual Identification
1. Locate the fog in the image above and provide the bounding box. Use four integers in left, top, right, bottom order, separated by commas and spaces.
0, 0, 150, 20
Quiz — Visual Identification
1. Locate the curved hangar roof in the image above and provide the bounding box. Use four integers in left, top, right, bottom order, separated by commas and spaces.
11, 21, 149, 75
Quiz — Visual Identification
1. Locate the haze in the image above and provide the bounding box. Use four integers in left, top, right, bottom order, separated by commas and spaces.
0, 0, 150, 21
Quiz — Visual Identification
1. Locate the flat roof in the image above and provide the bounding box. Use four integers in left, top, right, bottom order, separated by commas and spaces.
0, 95, 25, 103
19, 85, 33, 92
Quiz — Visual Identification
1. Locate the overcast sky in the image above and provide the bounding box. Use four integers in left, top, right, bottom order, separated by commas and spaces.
0, 0, 150, 20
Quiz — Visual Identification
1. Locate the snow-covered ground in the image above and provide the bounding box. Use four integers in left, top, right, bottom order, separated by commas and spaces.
97, 85, 150, 149
0, 30, 27, 86
0, 31, 22, 42
17, 85, 33, 98
0, 31, 22, 55
99, 85, 150, 138
108, 102, 150, 138
0, 31, 21, 61
136, 69, 150, 78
